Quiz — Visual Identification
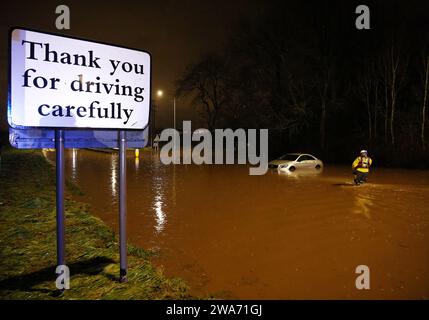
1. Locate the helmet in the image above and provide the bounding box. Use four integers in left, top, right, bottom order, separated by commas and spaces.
360, 149, 368, 155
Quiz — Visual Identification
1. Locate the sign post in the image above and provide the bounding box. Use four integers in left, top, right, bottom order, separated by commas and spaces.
55, 129, 65, 267
9, 28, 151, 283
119, 130, 127, 282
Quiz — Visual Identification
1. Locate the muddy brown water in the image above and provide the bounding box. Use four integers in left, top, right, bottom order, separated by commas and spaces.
45, 149, 429, 299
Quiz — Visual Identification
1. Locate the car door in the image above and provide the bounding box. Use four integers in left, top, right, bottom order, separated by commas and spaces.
296, 155, 314, 169
295, 155, 306, 169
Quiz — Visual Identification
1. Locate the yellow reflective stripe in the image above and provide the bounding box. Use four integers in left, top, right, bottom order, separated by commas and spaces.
352, 157, 360, 169
356, 167, 369, 173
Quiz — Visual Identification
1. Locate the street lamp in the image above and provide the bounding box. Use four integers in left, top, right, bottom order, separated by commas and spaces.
156, 90, 175, 128
156, 89, 177, 151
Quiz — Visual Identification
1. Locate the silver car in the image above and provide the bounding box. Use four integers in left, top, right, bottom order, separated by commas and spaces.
268, 153, 323, 172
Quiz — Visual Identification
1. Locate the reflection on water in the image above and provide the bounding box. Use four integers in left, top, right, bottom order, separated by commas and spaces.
110, 154, 118, 198
71, 148, 78, 181
150, 153, 167, 234
47, 149, 429, 299
152, 174, 166, 233
172, 165, 176, 207
135, 157, 139, 172
353, 189, 375, 219
277, 167, 323, 180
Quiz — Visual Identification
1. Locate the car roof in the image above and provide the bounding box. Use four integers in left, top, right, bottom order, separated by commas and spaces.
281, 153, 318, 159
285, 153, 315, 156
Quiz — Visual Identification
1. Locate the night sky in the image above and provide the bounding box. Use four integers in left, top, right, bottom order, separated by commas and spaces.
2, 0, 429, 167
0, 0, 266, 130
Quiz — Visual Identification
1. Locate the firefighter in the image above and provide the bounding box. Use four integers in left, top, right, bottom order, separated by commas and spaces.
352, 150, 372, 185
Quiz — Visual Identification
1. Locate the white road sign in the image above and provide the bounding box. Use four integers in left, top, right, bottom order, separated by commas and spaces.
9, 28, 151, 130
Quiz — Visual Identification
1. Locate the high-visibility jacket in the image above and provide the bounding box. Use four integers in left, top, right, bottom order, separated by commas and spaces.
352, 156, 372, 173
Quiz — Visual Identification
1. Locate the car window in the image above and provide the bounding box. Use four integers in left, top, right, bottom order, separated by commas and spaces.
298, 155, 315, 162
279, 154, 299, 161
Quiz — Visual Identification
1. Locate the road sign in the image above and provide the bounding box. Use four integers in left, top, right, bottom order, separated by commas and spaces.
9, 28, 151, 130
8, 28, 151, 285
9, 127, 148, 149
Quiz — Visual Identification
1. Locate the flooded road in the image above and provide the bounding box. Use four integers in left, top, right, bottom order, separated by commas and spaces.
46, 149, 429, 299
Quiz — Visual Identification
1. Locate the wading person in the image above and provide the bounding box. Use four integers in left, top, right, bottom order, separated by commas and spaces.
352, 150, 372, 185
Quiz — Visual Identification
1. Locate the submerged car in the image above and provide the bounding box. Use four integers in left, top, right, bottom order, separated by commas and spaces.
268, 153, 323, 172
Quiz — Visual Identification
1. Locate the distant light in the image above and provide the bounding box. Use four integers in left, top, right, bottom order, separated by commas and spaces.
157, 90, 164, 97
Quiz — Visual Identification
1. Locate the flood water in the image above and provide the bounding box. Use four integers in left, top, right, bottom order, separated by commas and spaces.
45, 149, 429, 299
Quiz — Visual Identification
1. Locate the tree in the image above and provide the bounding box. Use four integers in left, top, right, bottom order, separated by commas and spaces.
358, 60, 382, 147
420, 53, 429, 149
359, 70, 373, 145
381, 40, 408, 145
176, 54, 229, 131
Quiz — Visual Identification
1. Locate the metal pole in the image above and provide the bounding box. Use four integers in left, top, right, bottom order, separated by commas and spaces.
55, 129, 65, 268
173, 98, 176, 163
174, 97, 176, 133
150, 100, 155, 147
119, 130, 128, 282
153, 103, 156, 147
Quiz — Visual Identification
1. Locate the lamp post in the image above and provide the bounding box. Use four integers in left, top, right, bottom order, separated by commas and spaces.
173, 98, 176, 132
156, 90, 176, 130
157, 90, 177, 203
156, 90, 177, 154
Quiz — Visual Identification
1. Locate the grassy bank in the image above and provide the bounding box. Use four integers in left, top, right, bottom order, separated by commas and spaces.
0, 148, 191, 299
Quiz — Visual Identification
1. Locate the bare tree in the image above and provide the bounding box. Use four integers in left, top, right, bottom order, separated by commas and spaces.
373, 80, 379, 143
389, 45, 399, 145
359, 70, 373, 145
359, 61, 382, 146
313, 10, 338, 151
381, 41, 407, 145
421, 54, 429, 149
176, 55, 229, 131
383, 62, 389, 143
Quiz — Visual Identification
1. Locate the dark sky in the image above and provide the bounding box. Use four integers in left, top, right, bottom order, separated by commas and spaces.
0, 0, 266, 130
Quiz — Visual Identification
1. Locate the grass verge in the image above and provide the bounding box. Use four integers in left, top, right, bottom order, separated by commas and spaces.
0, 148, 192, 299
